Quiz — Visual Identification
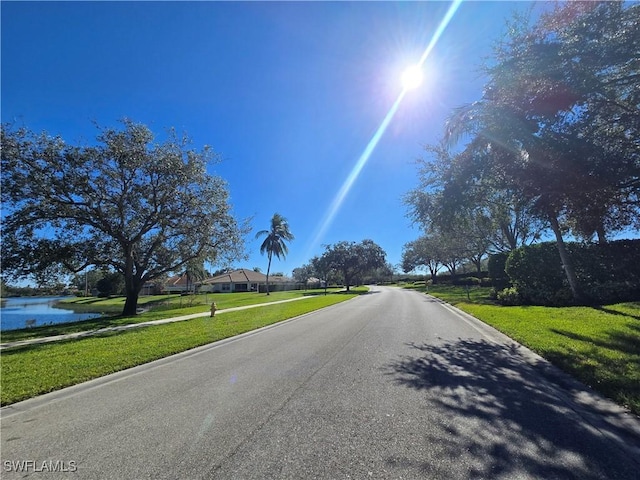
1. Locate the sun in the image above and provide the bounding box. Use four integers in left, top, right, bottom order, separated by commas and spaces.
401, 65, 424, 91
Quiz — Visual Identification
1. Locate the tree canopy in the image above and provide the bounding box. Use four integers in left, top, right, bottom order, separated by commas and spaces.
321, 239, 387, 291
405, 1, 639, 303
444, 1, 639, 238
1, 120, 246, 315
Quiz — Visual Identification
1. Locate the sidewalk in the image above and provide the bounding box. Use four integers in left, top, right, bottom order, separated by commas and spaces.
0, 296, 316, 350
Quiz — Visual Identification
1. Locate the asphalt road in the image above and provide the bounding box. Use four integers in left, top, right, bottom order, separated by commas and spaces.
2, 286, 639, 479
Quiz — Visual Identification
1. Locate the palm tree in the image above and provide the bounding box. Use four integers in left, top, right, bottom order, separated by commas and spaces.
255, 213, 294, 295
183, 260, 207, 306
184, 260, 207, 293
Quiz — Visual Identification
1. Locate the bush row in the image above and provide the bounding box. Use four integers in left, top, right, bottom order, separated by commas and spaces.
489, 239, 640, 306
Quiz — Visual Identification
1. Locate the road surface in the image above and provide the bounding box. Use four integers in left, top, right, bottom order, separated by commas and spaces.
2, 286, 639, 479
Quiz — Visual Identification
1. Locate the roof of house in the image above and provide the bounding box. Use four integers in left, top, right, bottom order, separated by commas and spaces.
202, 269, 295, 285
165, 274, 190, 287
202, 269, 267, 284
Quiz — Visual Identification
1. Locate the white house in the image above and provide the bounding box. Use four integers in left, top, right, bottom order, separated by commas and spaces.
200, 269, 298, 293
200, 269, 266, 293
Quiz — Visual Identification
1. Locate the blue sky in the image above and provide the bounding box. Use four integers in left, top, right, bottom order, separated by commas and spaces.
2, 1, 534, 277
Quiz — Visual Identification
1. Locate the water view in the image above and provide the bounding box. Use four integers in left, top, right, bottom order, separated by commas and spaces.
0, 296, 102, 332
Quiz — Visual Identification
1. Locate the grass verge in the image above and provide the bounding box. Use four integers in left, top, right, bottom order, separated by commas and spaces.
1, 289, 345, 343
419, 284, 640, 416
1, 291, 360, 405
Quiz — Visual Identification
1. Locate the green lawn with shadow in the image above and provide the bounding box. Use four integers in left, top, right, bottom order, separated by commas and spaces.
407, 284, 640, 415
1, 289, 346, 343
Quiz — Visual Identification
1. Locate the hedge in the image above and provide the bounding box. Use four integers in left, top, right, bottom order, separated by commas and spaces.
488, 252, 511, 290
504, 239, 640, 306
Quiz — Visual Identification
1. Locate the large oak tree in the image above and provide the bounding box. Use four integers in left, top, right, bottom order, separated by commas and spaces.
321, 239, 386, 291
1, 120, 246, 315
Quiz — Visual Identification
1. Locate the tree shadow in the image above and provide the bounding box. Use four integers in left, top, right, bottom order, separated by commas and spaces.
67, 297, 108, 305
592, 305, 640, 321
337, 289, 376, 295
385, 339, 640, 479
550, 328, 640, 357
547, 327, 640, 411
1, 328, 125, 354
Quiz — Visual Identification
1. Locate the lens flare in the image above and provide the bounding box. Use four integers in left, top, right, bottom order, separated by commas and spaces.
306, 0, 463, 257
401, 65, 424, 91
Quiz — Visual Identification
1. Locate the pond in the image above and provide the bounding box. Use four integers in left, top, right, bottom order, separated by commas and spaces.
0, 296, 102, 332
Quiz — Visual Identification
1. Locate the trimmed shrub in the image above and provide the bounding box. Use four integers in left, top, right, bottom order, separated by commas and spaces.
506, 242, 570, 305
574, 239, 640, 304
506, 239, 640, 306
435, 273, 453, 284
96, 277, 116, 297
454, 276, 482, 286
496, 287, 521, 306
488, 252, 511, 290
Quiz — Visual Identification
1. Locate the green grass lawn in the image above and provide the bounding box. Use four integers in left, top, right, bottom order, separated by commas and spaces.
58, 289, 342, 312
1, 290, 362, 405
1, 288, 345, 343
416, 284, 640, 415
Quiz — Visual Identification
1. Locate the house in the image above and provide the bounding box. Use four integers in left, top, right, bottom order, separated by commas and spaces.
140, 281, 158, 296
200, 269, 266, 293
163, 274, 193, 294
200, 269, 299, 293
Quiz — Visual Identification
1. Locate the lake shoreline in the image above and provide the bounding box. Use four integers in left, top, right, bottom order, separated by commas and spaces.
0, 296, 104, 332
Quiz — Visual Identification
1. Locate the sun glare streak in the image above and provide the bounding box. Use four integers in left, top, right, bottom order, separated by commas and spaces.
418, 0, 463, 68
307, 91, 407, 252
305, 0, 463, 257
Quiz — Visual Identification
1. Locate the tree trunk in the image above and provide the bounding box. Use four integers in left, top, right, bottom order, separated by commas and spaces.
265, 254, 272, 295
474, 258, 482, 274
122, 249, 140, 316
429, 264, 438, 284
122, 287, 140, 316
549, 214, 583, 303
445, 263, 457, 277
596, 224, 607, 245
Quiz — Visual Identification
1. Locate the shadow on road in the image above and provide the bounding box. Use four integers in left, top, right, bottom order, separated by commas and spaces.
385, 339, 639, 479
